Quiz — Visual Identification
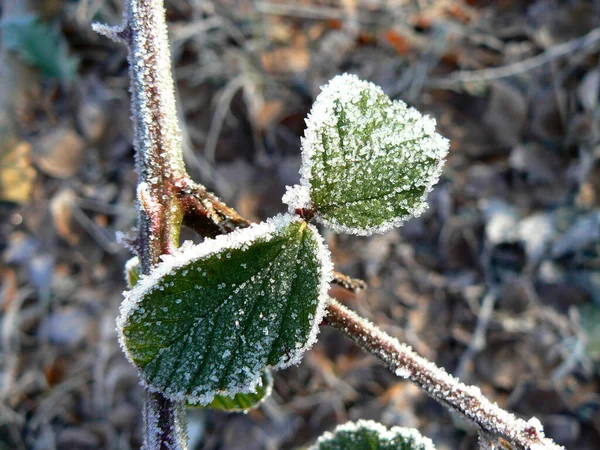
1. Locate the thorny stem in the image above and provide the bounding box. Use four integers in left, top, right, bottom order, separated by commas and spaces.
94, 0, 187, 449
94, 1, 563, 449
326, 298, 564, 450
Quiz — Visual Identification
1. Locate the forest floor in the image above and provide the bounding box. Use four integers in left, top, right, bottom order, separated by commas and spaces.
1, 0, 599, 449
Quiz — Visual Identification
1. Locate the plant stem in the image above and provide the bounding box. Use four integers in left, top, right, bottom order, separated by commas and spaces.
94, 0, 187, 448
326, 298, 563, 450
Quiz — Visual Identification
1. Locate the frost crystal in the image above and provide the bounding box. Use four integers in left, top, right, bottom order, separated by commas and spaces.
284, 73, 449, 235
311, 419, 437, 450
118, 213, 333, 405
282, 184, 312, 211
188, 370, 274, 412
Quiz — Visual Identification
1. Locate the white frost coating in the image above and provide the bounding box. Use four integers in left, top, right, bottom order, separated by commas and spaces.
287, 73, 449, 235
94, 0, 185, 183
394, 367, 410, 378
310, 419, 437, 449
527, 417, 544, 432
282, 184, 312, 211
118, 213, 333, 404
125, 256, 140, 272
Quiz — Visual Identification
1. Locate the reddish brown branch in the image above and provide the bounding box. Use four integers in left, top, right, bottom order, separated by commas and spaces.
176, 180, 367, 291
326, 298, 563, 450
175, 179, 251, 237
94, 0, 187, 448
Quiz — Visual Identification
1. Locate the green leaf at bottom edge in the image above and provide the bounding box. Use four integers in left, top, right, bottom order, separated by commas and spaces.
311, 420, 437, 450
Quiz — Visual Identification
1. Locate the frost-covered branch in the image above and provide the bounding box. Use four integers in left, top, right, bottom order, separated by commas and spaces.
175, 179, 365, 290
93, 1, 187, 449
94, 0, 186, 268
326, 298, 564, 450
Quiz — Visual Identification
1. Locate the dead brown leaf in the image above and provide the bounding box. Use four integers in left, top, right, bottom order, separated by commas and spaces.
0, 139, 36, 204
261, 34, 310, 74
34, 126, 86, 179
50, 188, 79, 245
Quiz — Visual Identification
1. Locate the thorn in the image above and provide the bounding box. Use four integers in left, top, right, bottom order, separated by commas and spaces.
92, 22, 130, 44
116, 230, 139, 254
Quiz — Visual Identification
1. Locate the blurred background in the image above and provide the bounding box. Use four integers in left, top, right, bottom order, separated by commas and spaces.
1, 0, 599, 449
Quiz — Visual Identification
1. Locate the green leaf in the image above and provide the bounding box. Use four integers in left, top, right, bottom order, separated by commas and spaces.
2, 13, 78, 83
119, 214, 332, 405
580, 303, 600, 363
124, 240, 275, 412
311, 420, 437, 450
125, 256, 141, 289
188, 370, 273, 412
283, 73, 448, 236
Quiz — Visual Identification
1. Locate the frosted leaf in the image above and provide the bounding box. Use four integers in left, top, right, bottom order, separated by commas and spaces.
285, 73, 449, 235
311, 420, 437, 450
124, 254, 273, 412
188, 370, 273, 412
119, 213, 333, 405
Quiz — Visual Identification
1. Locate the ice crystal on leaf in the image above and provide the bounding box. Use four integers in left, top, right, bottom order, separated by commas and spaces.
284, 73, 449, 235
118, 214, 332, 405
311, 419, 437, 450
188, 370, 273, 412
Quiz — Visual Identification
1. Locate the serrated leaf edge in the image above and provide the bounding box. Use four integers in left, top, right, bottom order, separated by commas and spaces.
118, 213, 333, 403
286, 73, 448, 236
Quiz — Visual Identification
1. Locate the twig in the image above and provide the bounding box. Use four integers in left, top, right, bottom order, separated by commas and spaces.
93, 0, 188, 448
326, 298, 564, 450
455, 288, 498, 380
330, 271, 366, 292
203, 74, 247, 163
427, 27, 600, 89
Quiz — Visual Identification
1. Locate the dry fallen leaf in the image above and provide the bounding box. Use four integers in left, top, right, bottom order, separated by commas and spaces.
50, 188, 79, 245
483, 81, 527, 148
34, 126, 86, 179
261, 34, 310, 74
0, 138, 36, 204
254, 100, 284, 132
